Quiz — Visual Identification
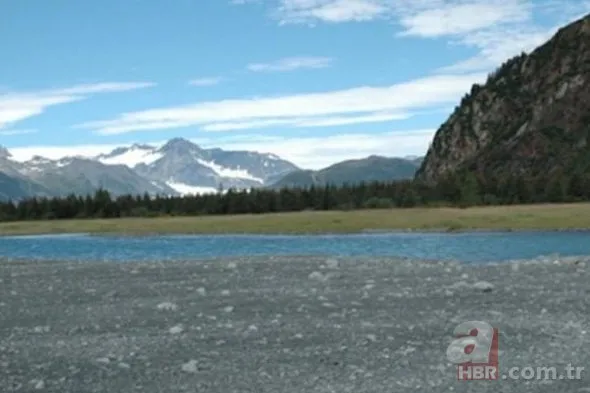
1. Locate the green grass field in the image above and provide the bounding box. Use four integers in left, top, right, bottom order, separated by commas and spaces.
1, 203, 590, 236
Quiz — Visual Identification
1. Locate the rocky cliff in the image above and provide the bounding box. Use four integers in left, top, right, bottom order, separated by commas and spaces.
416, 14, 590, 183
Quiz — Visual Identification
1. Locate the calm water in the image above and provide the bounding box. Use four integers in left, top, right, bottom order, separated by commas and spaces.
1, 231, 590, 263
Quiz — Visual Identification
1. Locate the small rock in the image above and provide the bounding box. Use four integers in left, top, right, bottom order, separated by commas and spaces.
325, 258, 339, 269
31, 379, 45, 390
473, 281, 494, 292
221, 289, 231, 296
33, 326, 50, 334
105, 290, 118, 298
243, 324, 258, 337
308, 271, 326, 281
169, 325, 184, 335
157, 302, 178, 311
96, 357, 110, 364
181, 360, 199, 373
197, 287, 207, 296
223, 306, 234, 313
118, 362, 131, 369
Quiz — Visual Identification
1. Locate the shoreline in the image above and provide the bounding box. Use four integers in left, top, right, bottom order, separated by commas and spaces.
1, 252, 589, 268
1, 225, 590, 238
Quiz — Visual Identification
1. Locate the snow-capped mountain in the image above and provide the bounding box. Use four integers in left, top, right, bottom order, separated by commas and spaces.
95, 138, 300, 195
0, 138, 299, 199
0, 148, 175, 200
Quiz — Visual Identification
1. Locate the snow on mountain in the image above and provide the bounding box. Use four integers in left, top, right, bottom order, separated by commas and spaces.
96, 144, 163, 167
165, 182, 219, 196
113, 138, 300, 191
0, 138, 301, 197
20, 156, 53, 173
195, 158, 264, 183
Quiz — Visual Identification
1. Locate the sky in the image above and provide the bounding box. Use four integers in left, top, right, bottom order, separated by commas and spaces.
1, 0, 589, 169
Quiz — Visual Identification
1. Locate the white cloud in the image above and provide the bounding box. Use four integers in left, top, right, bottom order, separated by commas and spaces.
0, 82, 155, 130
404, 1, 590, 73
6, 129, 434, 169
237, 0, 590, 73
398, 1, 531, 37
0, 128, 37, 136
188, 77, 224, 86
247, 56, 334, 72
201, 111, 410, 131
8, 143, 122, 162
199, 129, 435, 169
237, 0, 531, 27
438, 26, 553, 73
277, 0, 387, 24
435, 1, 590, 73
76, 72, 485, 135
54, 82, 155, 95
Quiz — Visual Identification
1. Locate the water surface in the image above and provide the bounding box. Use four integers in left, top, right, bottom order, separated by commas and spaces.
1, 231, 590, 263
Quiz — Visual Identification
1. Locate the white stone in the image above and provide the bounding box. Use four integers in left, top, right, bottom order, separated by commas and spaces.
181, 360, 199, 373
169, 325, 184, 335
156, 302, 178, 311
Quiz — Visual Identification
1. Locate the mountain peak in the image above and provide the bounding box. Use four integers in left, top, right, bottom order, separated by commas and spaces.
0, 146, 12, 159
160, 137, 200, 152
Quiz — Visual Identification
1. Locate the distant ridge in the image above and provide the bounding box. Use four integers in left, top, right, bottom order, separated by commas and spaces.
271, 155, 422, 188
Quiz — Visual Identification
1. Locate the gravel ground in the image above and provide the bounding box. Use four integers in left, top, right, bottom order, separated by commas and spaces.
1, 255, 589, 393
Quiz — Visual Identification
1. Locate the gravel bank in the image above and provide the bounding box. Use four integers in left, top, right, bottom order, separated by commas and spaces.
0, 255, 589, 392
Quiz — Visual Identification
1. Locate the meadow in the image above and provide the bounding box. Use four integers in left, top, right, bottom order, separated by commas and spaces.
1, 203, 590, 236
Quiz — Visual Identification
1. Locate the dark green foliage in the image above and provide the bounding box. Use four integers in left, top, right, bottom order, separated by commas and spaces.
1, 166, 588, 223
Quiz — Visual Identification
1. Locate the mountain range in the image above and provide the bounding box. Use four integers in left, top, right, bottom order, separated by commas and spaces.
271, 155, 423, 188
0, 138, 422, 201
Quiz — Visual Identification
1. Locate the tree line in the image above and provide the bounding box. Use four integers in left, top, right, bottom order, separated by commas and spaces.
1, 171, 589, 221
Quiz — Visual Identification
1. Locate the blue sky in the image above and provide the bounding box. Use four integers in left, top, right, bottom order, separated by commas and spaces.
1, 0, 589, 168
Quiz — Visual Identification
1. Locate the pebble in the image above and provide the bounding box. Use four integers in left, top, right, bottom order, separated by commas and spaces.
31, 379, 45, 390
156, 302, 178, 311
325, 258, 339, 269
308, 271, 326, 281
181, 360, 199, 373
169, 325, 184, 335
473, 281, 494, 292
